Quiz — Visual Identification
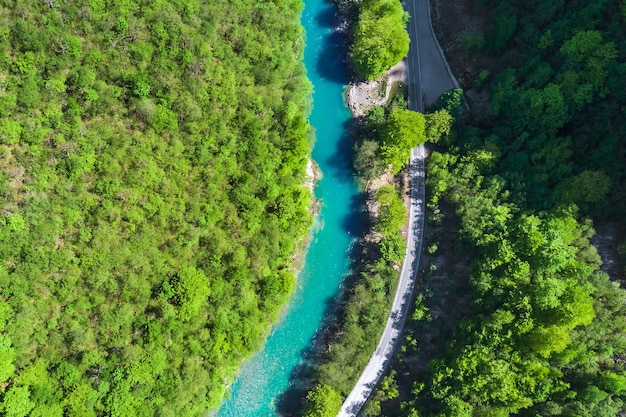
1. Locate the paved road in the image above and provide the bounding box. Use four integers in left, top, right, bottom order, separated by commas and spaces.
337, 145, 425, 417
337, 1, 458, 415
407, 0, 458, 110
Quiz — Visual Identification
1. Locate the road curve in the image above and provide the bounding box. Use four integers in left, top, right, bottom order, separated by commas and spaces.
337, 0, 458, 415
337, 144, 425, 417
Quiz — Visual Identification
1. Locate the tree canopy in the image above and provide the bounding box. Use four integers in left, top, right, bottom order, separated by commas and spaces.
0, 0, 313, 415
373, 0, 626, 414
381, 109, 426, 173
351, 0, 410, 80
302, 384, 343, 417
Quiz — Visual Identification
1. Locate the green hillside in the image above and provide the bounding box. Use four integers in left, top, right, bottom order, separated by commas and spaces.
373, 0, 626, 416
0, 1, 312, 416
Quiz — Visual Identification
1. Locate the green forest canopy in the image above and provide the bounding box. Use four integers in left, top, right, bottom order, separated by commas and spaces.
350, 0, 410, 80
0, 1, 313, 416
378, 0, 626, 415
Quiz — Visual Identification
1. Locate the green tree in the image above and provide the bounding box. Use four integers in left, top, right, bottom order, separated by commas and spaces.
0, 334, 15, 382
424, 109, 454, 143
525, 84, 568, 135
488, 13, 517, 53
436, 88, 464, 116
381, 109, 426, 173
554, 170, 611, 205
375, 185, 407, 235
351, 0, 410, 80
173, 266, 211, 321
441, 396, 473, 417
302, 384, 343, 417
362, 398, 381, 416
354, 140, 385, 186
0, 386, 34, 417
525, 325, 571, 357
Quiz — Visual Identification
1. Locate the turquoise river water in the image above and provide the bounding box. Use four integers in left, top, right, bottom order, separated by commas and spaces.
217, 0, 362, 415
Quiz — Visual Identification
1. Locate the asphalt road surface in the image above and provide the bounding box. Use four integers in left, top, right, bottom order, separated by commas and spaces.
337, 145, 425, 417
407, 0, 458, 110
337, 1, 458, 415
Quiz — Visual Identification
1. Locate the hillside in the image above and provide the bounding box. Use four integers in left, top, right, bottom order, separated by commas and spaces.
0, 1, 312, 416
372, 0, 626, 416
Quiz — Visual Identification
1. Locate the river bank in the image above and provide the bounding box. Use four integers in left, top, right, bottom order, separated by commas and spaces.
216, 0, 364, 414
346, 61, 409, 118
302, 0, 473, 414
297, 0, 421, 414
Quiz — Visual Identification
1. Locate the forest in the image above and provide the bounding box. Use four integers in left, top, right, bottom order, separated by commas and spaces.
0, 1, 313, 416
370, 0, 626, 416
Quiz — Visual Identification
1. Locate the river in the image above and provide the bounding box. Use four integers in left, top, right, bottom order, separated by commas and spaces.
216, 0, 362, 416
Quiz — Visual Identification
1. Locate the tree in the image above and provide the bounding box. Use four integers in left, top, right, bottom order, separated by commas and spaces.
424, 109, 454, 143
381, 109, 426, 173
0, 335, 16, 382
351, 0, 410, 80
362, 398, 381, 417
0, 386, 34, 417
379, 233, 406, 262
558, 31, 617, 109
523, 84, 568, 135
436, 88, 464, 116
487, 13, 517, 53
526, 325, 571, 357
354, 140, 385, 185
302, 384, 343, 417
375, 185, 407, 235
441, 396, 474, 417
554, 170, 611, 205
173, 265, 211, 321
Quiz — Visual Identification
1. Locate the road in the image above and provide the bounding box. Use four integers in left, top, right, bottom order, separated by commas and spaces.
337, 0, 458, 415
406, 0, 459, 110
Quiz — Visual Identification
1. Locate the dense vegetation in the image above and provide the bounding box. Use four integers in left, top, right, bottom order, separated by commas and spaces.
396, 151, 626, 416
0, 1, 313, 416
374, 0, 626, 415
465, 0, 626, 215
350, 0, 410, 80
